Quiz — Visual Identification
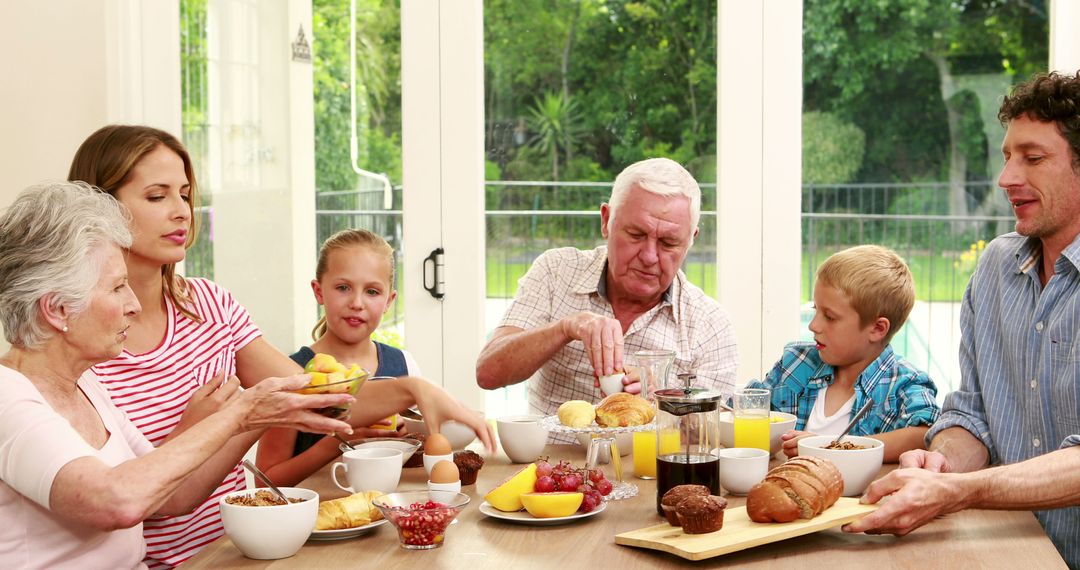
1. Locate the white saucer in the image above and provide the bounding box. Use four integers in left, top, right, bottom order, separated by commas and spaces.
478, 500, 607, 525
308, 518, 388, 540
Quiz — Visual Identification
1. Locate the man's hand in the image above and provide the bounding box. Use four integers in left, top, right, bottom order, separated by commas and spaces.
562, 311, 625, 377
899, 449, 951, 472
842, 468, 970, 535
779, 430, 817, 458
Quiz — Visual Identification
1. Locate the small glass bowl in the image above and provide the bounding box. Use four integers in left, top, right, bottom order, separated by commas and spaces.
372, 490, 470, 550
295, 372, 368, 419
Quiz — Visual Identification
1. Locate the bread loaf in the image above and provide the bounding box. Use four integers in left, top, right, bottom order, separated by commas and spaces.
594, 392, 654, 427
746, 456, 843, 523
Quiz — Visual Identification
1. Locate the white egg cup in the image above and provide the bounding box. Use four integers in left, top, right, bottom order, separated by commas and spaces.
428, 479, 462, 504
423, 452, 454, 475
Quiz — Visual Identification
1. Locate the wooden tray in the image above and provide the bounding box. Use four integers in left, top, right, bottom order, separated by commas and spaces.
614, 497, 879, 561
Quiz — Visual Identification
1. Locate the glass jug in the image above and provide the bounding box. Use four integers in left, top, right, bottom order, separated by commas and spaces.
626, 349, 676, 398
653, 383, 721, 515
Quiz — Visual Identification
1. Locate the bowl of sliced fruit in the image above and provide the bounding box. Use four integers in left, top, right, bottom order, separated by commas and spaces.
295, 353, 369, 420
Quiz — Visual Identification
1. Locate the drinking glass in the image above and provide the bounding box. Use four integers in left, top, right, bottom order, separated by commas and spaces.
733, 387, 770, 452
585, 436, 637, 500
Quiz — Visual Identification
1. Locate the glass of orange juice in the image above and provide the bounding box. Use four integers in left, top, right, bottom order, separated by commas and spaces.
632, 428, 681, 479
733, 388, 770, 452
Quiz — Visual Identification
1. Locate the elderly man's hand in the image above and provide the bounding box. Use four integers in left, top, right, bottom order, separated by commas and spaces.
842, 468, 970, 536
898, 449, 951, 472
563, 311, 625, 377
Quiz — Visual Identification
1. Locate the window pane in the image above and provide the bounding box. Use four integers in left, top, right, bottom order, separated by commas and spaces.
801, 0, 1048, 395
484, 0, 718, 414
312, 0, 405, 348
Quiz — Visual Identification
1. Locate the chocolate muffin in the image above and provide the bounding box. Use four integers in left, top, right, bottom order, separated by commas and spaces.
660, 484, 711, 526
675, 495, 727, 534
402, 434, 425, 468
453, 450, 484, 485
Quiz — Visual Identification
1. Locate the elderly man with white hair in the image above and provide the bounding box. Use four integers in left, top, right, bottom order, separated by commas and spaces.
476, 158, 738, 429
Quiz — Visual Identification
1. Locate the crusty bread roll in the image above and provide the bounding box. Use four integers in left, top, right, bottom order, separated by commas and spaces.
746, 456, 843, 523
594, 393, 654, 427
315, 490, 384, 530
558, 400, 596, 428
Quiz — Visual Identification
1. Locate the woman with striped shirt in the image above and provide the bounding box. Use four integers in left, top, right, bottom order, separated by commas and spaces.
68, 125, 494, 568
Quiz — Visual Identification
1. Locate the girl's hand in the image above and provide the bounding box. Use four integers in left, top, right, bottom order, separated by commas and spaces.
404, 377, 496, 453
780, 430, 817, 458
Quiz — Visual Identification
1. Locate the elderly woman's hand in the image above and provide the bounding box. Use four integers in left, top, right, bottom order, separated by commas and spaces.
233, 374, 354, 435
404, 377, 496, 453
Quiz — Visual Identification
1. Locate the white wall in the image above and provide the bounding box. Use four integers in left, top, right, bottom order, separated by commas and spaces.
1051, 0, 1080, 74
0, 0, 180, 353
208, 0, 317, 354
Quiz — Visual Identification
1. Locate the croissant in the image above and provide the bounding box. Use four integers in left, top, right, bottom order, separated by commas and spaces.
315, 490, 385, 530
745, 456, 842, 523
594, 393, 654, 427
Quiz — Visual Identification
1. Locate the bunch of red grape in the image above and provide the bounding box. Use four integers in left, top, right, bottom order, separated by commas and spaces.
533, 458, 613, 513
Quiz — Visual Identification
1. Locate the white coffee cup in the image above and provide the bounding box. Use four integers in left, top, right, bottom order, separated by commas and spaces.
599, 373, 625, 396
332, 448, 403, 493
496, 414, 549, 463
714, 447, 769, 495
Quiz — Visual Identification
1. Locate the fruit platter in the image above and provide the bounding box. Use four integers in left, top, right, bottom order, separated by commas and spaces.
479, 458, 614, 525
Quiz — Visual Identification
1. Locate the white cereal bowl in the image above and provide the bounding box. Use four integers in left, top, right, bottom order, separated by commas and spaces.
797, 434, 885, 496
403, 416, 478, 450
219, 487, 318, 560
718, 411, 798, 456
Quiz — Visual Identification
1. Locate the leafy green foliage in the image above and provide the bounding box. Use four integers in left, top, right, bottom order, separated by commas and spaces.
802, 112, 865, 184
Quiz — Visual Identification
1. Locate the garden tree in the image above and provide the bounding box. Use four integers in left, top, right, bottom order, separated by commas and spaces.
804, 0, 1046, 216
802, 112, 865, 185
527, 91, 584, 181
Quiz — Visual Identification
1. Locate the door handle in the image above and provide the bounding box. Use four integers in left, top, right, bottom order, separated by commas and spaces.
423, 247, 445, 300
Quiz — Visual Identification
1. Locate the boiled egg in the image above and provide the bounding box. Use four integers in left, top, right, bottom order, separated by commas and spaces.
425, 433, 452, 456
429, 460, 460, 484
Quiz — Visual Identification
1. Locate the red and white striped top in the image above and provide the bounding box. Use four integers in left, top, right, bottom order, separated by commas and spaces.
93, 278, 262, 569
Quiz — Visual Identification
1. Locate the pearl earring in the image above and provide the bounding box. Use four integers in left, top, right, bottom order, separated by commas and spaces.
62, 326, 68, 333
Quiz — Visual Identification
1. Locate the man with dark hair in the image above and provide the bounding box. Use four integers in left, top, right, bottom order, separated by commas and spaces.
845, 70, 1080, 568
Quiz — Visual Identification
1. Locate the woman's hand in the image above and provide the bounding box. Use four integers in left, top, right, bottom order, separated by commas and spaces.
232, 374, 354, 435
171, 372, 241, 437
780, 430, 817, 458
404, 377, 496, 453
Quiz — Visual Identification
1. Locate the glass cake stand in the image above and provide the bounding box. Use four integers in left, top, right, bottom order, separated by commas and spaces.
538, 415, 655, 500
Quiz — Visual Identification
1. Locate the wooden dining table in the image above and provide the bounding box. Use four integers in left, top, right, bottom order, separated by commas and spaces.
185, 444, 1067, 569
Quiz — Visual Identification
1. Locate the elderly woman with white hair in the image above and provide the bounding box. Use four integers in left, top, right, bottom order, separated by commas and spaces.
0, 182, 353, 569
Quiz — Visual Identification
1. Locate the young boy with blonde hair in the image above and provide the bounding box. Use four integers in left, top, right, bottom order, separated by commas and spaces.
751, 245, 940, 462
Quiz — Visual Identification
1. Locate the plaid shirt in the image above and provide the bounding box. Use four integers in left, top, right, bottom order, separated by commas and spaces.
748, 342, 940, 435
500, 246, 738, 440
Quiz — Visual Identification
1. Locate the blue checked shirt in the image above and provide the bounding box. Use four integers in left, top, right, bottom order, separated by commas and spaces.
927, 232, 1080, 568
748, 342, 940, 435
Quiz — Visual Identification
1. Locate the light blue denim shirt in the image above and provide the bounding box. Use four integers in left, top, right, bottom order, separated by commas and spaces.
927, 232, 1080, 567
749, 342, 939, 435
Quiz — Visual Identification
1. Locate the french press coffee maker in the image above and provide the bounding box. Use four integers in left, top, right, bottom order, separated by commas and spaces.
652, 375, 721, 515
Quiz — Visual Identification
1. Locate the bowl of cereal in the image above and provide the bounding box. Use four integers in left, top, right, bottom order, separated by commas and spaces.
372, 490, 470, 549
798, 434, 885, 496
219, 488, 318, 559
718, 411, 797, 456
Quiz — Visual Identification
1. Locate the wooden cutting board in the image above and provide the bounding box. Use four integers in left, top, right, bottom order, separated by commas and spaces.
614, 497, 879, 561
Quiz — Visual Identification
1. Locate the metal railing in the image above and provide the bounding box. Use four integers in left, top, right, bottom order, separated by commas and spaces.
182, 180, 1016, 395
